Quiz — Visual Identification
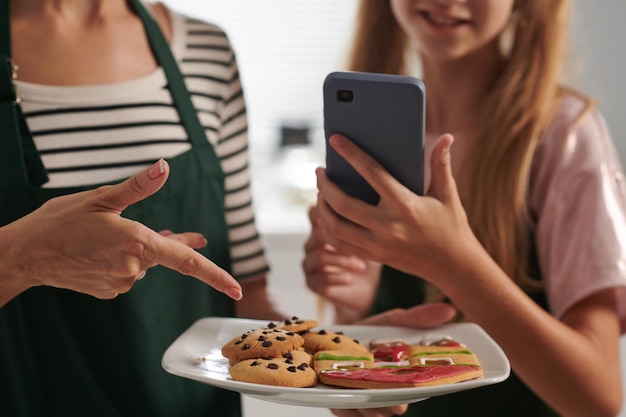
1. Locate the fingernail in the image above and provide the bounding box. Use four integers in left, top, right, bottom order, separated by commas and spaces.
355, 259, 368, 271
329, 134, 345, 148
225, 287, 243, 301
148, 159, 166, 179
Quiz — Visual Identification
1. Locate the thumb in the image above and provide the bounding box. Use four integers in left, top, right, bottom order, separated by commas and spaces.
360, 303, 457, 328
97, 159, 170, 212
428, 134, 456, 202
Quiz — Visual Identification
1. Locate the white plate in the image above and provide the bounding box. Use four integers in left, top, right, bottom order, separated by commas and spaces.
162, 317, 510, 409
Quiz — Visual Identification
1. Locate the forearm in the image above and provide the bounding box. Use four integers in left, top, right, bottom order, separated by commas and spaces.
0, 222, 33, 307
435, 245, 623, 417
235, 274, 292, 320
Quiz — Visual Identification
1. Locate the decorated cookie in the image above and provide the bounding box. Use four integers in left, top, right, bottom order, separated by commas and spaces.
319, 364, 483, 389
313, 350, 375, 374
301, 329, 368, 353
221, 327, 305, 365
369, 339, 410, 363
267, 316, 319, 333
229, 350, 317, 387
418, 334, 465, 347
407, 345, 481, 367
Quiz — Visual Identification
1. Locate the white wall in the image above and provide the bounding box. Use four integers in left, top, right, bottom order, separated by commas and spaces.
571, 1, 626, 163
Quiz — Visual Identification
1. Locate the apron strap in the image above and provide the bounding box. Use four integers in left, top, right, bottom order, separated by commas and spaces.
131, 0, 218, 159
0, 0, 48, 188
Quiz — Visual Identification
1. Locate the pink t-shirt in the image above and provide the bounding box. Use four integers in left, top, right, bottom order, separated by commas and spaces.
424, 93, 626, 332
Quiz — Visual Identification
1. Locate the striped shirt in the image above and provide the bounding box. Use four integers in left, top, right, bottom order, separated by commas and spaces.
14, 9, 269, 281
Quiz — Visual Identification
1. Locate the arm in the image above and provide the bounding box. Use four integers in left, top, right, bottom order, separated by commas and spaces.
315, 133, 623, 417
303, 205, 383, 324
0, 159, 242, 306
234, 273, 292, 321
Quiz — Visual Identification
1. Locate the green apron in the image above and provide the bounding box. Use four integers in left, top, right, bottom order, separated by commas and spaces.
0, 1, 240, 416
375, 264, 559, 417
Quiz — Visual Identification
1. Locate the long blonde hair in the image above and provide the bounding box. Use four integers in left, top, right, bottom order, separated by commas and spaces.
347, 0, 579, 292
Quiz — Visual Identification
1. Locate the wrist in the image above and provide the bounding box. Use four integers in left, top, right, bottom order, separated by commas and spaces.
0, 222, 31, 307
333, 305, 367, 325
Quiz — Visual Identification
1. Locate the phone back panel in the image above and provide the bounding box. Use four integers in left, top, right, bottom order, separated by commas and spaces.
323, 71, 425, 205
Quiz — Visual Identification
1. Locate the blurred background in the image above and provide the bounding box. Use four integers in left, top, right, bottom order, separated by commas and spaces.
160, 1, 626, 415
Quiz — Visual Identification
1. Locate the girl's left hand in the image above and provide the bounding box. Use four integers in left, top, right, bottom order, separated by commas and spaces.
315, 133, 480, 284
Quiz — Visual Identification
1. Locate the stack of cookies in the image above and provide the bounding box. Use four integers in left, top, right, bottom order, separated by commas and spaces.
221, 317, 320, 387
221, 316, 484, 389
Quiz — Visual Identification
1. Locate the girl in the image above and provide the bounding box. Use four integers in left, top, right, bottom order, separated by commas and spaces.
304, 1, 626, 416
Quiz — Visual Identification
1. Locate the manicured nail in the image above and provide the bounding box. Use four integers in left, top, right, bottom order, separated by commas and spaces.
226, 287, 243, 301
148, 159, 166, 179
329, 134, 345, 148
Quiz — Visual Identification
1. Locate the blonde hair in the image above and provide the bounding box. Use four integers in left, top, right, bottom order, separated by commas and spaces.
347, 0, 585, 293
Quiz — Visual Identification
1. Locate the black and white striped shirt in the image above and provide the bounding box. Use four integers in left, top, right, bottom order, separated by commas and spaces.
14, 10, 269, 281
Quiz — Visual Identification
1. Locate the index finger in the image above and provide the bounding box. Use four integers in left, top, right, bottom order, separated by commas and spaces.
152, 234, 242, 300
328, 134, 405, 202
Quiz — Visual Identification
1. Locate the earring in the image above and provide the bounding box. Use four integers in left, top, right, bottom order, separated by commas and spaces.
498, 11, 519, 57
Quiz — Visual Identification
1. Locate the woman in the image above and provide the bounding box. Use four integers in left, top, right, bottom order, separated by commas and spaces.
304, 1, 626, 416
0, 1, 284, 416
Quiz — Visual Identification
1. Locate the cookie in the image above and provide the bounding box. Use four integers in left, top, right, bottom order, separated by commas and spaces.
368, 339, 410, 363
407, 345, 481, 367
319, 364, 483, 389
229, 349, 317, 387
221, 327, 305, 365
313, 350, 375, 374
302, 329, 368, 353
267, 316, 319, 333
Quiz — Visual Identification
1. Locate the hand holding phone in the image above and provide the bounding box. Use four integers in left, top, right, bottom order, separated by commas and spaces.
323, 71, 425, 205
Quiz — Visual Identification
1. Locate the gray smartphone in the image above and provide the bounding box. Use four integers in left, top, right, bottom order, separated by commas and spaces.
323, 71, 425, 205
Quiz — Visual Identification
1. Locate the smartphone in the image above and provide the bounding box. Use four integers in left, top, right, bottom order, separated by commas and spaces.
323, 71, 425, 205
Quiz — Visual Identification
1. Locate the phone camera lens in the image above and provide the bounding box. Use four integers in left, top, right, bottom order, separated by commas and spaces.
337, 89, 354, 103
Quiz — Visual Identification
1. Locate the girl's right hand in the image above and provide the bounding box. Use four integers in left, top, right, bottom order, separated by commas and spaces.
302, 205, 382, 324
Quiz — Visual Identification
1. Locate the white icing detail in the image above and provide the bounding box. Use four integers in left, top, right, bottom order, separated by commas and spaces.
419, 357, 454, 366
369, 338, 406, 347
332, 361, 366, 370
420, 334, 453, 346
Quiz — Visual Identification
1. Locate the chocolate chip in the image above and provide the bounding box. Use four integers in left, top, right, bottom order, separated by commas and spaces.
258, 335, 267, 341
287, 366, 297, 373
250, 361, 259, 367
267, 363, 278, 370
242, 344, 250, 351
284, 358, 293, 364
262, 340, 272, 347
332, 336, 341, 343
297, 363, 308, 370
268, 322, 277, 328
283, 352, 293, 359
276, 336, 286, 341
319, 330, 327, 335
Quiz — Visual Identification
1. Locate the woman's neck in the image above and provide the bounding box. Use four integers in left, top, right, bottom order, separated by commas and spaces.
10, 0, 128, 23
8, 0, 173, 86
421, 43, 505, 135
